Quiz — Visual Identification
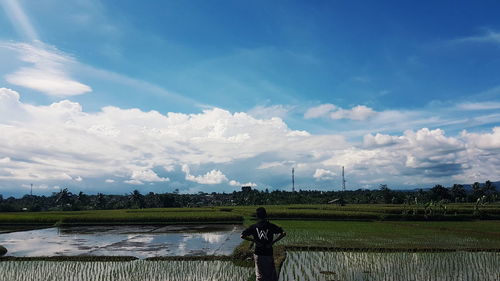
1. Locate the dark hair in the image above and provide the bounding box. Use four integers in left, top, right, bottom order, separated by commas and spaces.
256, 207, 267, 219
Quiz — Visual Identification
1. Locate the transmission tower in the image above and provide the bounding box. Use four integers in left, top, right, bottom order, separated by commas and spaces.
292, 168, 295, 192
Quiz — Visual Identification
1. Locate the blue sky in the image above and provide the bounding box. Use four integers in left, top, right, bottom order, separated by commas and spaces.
0, 0, 499, 196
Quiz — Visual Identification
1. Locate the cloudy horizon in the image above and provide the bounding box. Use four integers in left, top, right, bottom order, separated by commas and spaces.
0, 1, 499, 196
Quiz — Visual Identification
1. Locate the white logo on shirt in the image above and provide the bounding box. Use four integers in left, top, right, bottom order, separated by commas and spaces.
256, 228, 269, 240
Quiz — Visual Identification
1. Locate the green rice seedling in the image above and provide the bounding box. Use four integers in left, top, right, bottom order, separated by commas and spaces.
0, 260, 253, 281
279, 251, 500, 281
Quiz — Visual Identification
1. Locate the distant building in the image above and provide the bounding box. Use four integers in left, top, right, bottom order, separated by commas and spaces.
241, 186, 252, 192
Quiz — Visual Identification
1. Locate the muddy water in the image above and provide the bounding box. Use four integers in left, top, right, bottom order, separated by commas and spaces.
0, 224, 244, 258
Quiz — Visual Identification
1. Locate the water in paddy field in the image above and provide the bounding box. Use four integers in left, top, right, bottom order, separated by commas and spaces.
279, 251, 500, 281
0, 224, 243, 258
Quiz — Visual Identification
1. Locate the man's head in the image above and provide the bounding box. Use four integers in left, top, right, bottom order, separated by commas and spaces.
256, 207, 267, 220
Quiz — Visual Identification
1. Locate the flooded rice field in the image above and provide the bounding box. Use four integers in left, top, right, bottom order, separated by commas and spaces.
280, 251, 500, 281
0, 224, 243, 258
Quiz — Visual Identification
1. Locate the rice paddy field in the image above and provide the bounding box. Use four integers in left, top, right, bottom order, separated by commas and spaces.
279, 251, 500, 281
0, 208, 243, 225
0, 260, 254, 281
1, 204, 499, 280
276, 220, 500, 250
1, 203, 500, 225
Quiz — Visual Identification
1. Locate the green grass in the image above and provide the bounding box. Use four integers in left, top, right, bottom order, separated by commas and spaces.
274, 220, 500, 250
0, 208, 243, 225
231, 203, 500, 221
1, 203, 499, 225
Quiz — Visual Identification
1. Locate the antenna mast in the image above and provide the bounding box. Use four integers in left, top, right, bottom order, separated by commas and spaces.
342, 166, 346, 191
292, 168, 295, 192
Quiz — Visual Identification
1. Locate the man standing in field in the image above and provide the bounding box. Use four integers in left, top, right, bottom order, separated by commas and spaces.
241, 207, 286, 281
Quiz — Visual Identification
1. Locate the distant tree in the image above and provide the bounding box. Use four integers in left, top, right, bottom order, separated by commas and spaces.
144, 192, 160, 208
451, 184, 466, 202
379, 184, 394, 204
484, 180, 497, 202
94, 193, 107, 209
429, 184, 450, 201
472, 182, 483, 199
129, 190, 145, 209
55, 188, 73, 208
158, 193, 176, 207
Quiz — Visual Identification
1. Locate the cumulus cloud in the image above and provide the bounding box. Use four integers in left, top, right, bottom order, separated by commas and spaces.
363, 133, 401, 147
1, 88, 347, 189
126, 169, 169, 185
0, 88, 499, 192
462, 127, 500, 150
304, 104, 377, 121
1, 41, 91, 96
182, 165, 228, 185
313, 169, 335, 181
321, 127, 499, 185
229, 180, 257, 187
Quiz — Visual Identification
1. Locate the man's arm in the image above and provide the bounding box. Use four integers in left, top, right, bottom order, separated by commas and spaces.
272, 232, 286, 245
240, 234, 255, 242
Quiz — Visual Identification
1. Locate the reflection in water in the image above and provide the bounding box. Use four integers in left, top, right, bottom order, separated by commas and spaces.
0, 225, 243, 259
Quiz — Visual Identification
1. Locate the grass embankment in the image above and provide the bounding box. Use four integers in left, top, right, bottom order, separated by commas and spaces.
1, 203, 499, 225
0, 208, 243, 225
231, 203, 500, 221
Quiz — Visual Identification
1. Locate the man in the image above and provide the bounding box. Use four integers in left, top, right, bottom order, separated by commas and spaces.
241, 207, 286, 281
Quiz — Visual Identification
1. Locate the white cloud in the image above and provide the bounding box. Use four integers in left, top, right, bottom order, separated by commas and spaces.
248, 104, 292, 119
229, 180, 257, 187
313, 169, 335, 181
1, 42, 92, 96
74, 176, 83, 182
453, 29, 500, 45
124, 179, 144, 185
104, 179, 115, 183
363, 133, 401, 147
330, 105, 377, 121
462, 127, 500, 150
0, 157, 11, 164
1, 88, 345, 187
304, 104, 336, 119
304, 104, 377, 121
0, 0, 38, 41
0, 88, 499, 191
457, 102, 500, 111
257, 161, 295, 169
130, 169, 169, 183
182, 165, 228, 185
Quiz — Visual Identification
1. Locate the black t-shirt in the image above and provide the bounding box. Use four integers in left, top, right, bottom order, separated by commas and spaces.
242, 220, 284, 256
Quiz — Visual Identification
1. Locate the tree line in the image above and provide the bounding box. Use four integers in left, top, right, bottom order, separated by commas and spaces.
0, 180, 497, 212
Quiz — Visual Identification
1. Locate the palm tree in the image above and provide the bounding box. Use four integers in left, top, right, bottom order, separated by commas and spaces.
129, 190, 145, 209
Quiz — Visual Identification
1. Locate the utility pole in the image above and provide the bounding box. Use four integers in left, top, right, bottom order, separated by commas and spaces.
342, 166, 346, 191
30, 183, 34, 210
292, 168, 295, 192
